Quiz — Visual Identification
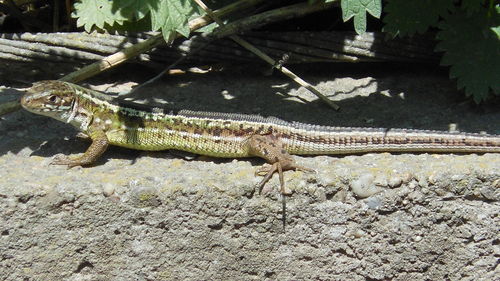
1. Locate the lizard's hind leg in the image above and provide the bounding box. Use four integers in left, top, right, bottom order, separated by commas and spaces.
248, 134, 314, 194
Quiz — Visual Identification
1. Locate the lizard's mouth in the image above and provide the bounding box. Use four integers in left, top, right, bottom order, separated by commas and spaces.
20, 93, 53, 114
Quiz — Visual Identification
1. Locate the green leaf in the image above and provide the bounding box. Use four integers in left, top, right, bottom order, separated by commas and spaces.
341, 0, 381, 34
148, 0, 203, 39
73, 0, 126, 32
73, 0, 203, 40
435, 7, 500, 102
73, 0, 150, 32
492, 25, 500, 38
383, 0, 454, 37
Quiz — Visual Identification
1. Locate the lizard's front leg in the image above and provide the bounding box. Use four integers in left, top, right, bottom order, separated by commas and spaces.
51, 129, 109, 168
248, 134, 313, 194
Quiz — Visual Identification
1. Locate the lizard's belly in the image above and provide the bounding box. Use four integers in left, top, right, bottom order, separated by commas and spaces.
106, 128, 251, 158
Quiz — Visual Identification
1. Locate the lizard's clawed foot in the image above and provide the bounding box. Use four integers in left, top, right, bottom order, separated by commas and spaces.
256, 162, 315, 194
51, 154, 84, 168
248, 134, 315, 195
49, 134, 108, 168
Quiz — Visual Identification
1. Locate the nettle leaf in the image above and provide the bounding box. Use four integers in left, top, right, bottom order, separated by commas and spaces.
73, 0, 202, 40
383, 0, 454, 37
341, 0, 381, 34
73, 0, 149, 32
436, 7, 500, 102
73, 0, 125, 32
148, 0, 203, 40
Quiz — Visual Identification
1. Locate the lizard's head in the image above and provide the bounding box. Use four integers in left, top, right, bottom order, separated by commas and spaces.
21, 80, 77, 122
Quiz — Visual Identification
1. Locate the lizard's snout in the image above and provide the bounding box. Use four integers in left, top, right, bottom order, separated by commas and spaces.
20, 94, 31, 108
20, 92, 41, 113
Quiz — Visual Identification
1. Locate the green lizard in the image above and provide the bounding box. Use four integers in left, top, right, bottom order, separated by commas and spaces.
21, 80, 500, 193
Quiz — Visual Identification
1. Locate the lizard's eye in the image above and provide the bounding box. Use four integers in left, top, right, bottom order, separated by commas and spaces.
48, 95, 59, 103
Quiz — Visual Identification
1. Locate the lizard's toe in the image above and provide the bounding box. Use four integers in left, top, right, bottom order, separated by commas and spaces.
255, 164, 272, 176
50, 154, 82, 168
256, 163, 278, 192
50, 154, 71, 165
294, 165, 316, 173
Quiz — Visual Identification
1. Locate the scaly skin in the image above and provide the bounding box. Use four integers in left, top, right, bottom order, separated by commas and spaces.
20, 80, 500, 192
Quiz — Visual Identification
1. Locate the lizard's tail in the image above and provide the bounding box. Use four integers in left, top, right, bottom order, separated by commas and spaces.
281, 125, 500, 155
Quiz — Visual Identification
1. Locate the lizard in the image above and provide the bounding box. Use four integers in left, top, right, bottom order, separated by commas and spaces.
20, 80, 500, 194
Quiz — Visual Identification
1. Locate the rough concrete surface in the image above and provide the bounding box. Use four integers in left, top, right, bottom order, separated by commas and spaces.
1, 62, 499, 280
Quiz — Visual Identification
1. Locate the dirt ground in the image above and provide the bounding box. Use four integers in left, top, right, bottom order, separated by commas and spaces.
1, 61, 499, 280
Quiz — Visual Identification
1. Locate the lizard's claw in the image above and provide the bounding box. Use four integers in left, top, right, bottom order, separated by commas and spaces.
292, 165, 316, 174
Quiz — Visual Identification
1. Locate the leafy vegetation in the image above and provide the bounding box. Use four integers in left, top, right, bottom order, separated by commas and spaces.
4, 0, 498, 102
383, 0, 499, 102
72, 0, 203, 38
382, 0, 453, 37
